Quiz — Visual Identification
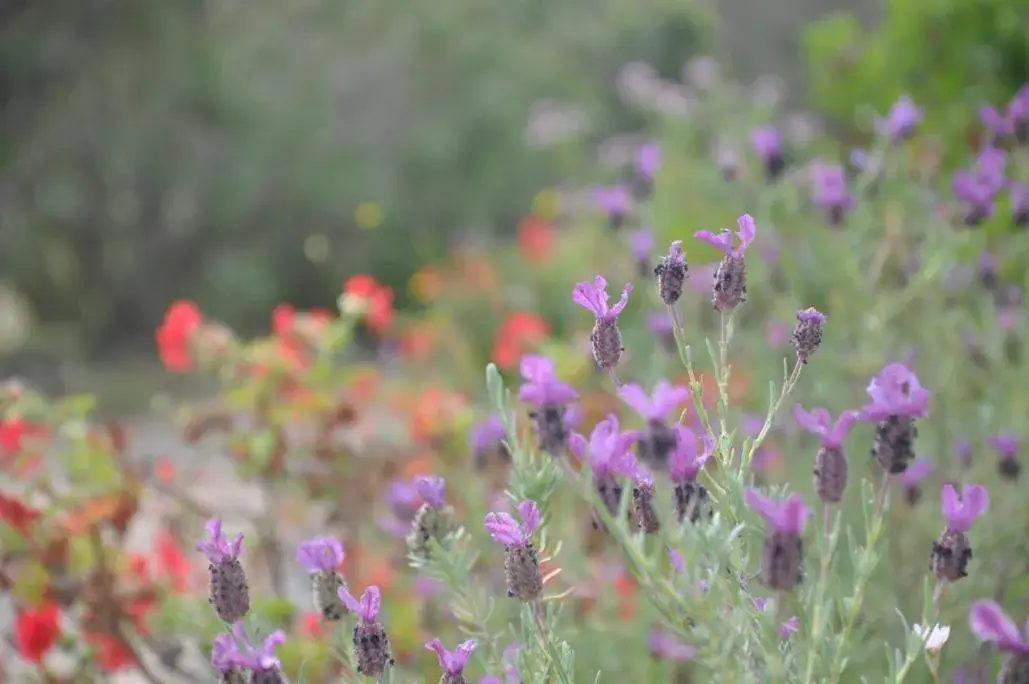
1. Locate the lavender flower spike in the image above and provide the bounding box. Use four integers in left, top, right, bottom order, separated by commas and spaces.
297, 536, 347, 621
426, 638, 477, 684
795, 405, 857, 503
655, 241, 689, 305
570, 415, 639, 527
519, 355, 578, 456
932, 484, 989, 583
751, 126, 785, 180
791, 308, 826, 364
669, 425, 715, 523
338, 585, 395, 677
861, 362, 930, 474
594, 185, 632, 229
619, 380, 689, 470
989, 433, 1021, 481
745, 489, 811, 591
470, 414, 509, 469
695, 214, 757, 312
197, 519, 250, 624
573, 275, 634, 370
408, 475, 455, 559
900, 458, 933, 506
212, 634, 246, 683
230, 622, 287, 683
876, 95, 923, 142
486, 501, 543, 601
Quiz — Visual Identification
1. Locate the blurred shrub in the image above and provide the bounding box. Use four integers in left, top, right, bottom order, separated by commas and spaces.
803, 0, 1029, 155
0, 0, 710, 354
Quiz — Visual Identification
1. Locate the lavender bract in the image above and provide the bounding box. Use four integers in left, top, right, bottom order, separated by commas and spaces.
931, 484, 989, 582
426, 638, 477, 684
408, 475, 455, 559
795, 404, 857, 503
519, 355, 579, 456
654, 241, 688, 305
970, 600, 1029, 682
296, 536, 347, 620
860, 362, 930, 474
485, 500, 543, 602
338, 585, 394, 677
745, 489, 811, 591
668, 425, 714, 523
573, 275, 633, 371
570, 414, 640, 529
196, 519, 250, 624
619, 380, 689, 470
695, 214, 757, 313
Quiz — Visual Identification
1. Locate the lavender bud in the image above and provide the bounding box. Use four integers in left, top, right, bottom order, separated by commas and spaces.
1001, 654, 1029, 683
632, 477, 661, 534
930, 530, 973, 582
354, 620, 394, 678
791, 308, 826, 364
504, 544, 543, 602
311, 571, 346, 621
712, 255, 748, 313
590, 318, 625, 370
813, 446, 848, 503
761, 532, 804, 592
872, 415, 918, 474
208, 559, 250, 623
673, 481, 712, 524
528, 405, 569, 456
406, 503, 455, 559
654, 241, 688, 305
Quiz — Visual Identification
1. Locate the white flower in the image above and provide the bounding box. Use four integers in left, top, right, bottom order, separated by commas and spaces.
913, 623, 950, 653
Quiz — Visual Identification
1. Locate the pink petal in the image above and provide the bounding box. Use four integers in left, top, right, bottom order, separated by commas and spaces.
619, 384, 654, 416
694, 229, 733, 254
745, 488, 782, 528
793, 404, 828, 436
940, 484, 960, 520
518, 500, 541, 536
608, 283, 634, 317
963, 484, 990, 520
970, 600, 1022, 646
735, 214, 756, 254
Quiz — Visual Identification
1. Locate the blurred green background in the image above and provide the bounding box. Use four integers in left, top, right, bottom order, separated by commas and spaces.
0, 0, 1025, 390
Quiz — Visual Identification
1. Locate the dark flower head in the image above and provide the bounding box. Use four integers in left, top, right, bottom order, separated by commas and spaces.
572, 276, 633, 321
860, 363, 930, 421
668, 425, 714, 485
794, 405, 857, 449
791, 307, 827, 363
618, 381, 689, 422
654, 240, 689, 304
568, 415, 639, 479
484, 500, 540, 548
636, 143, 661, 180
337, 584, 382, 624
745, 488, 811, 535
414, 475, 446, 509
876, 95, 922, 141
941, 484, 989, 533
988, 433, 1019, 461
518, 355, 578, 407
900, 458, 933, 489
426, 638, 477, 675
196, 519, 244, 564
970, 600, 1029, 653
296, 536, 344, 574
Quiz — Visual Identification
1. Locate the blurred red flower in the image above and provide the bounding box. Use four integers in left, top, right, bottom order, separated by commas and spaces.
155, 301, 203, 372
154, 531, 192, 594
492, 312, 551, 370
343, 276, 394, 335
15, 602, 60, 663
87, 632, 135, 672
0, 492, 40, 538
0, 417, 47, 474
518, 215, 556, 263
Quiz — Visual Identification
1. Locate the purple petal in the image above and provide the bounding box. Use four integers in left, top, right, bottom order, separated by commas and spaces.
668, 549, 686, 573
970, 601, 1025, 650
451, 640, 477, 672
359, 586, 381, 622
781, 494, 811, 535
827, 410, 858, 446
744, 488, 782, 529
900, 459, 933, 488
337, 584, 362, 614
568, 432, 587, 462
650, 381, 690, 418
734, 214, 756, 256
296, 537, 344, 574
619, 383, 654, 417
694, 229, 733, 254
794, 404, 830, 437
415, 475, 446, 509
518, 500, 541, 537
940, 484, 961, 520
484, 512, 523, 546
572, 281, 603, 317
607, 283, 633, 318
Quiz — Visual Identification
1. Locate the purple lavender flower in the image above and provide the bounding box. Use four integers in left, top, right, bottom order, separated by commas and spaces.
969, 600, 1029, 680
519, 355, 578, 456
648, 630, 696, 661
695, 214, 757, 312
212, 633, 246, 682
954, 171, 998, 226
809, 161, 854, 225
1011, 84, 1029, 143
647, 312, 676, 353
669, 425, 714, 523
485, 501, 543, 601
1011, 183, 1028, 227
570, 415, 639, 528
791, 307, 826, 364
745, 489, 811, 591
668, 549, 686, 573
751, 126, 785, 180
470, 415, 509, 469
426, 639, 477, 683
988, 433, 1021, 481
876, 95, 922, 142
900, 458, 934, 506
594, 185, 632, 229
339, 585, 394, 676
197, 519, 250, 624
408, 476, 455, 558
796, 405, 858, 503
861, 363, 931, 474
619, 381, 688, 470
931, 484, 989, 582
296, 536, 347, 620
637, 143, 661, 180
572, 275, 633, 370
630, 229, 655, 275
654, 240, 689, 305
980, 104, 1014, 143
228, 622, 287, 681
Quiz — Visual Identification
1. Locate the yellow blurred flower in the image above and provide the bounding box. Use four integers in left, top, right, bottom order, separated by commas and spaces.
355, 202, 383, 230
532, 188, 561, 221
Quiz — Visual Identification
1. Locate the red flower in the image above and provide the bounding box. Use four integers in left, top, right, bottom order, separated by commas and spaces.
155, 301, 203, 372
343, 276, 394, 335
518, 215, 556, 263
0, 492, 40, 538
492, 312, 551, 370
87, 632, 135, 672
154, 531, 192, 594
15, 602, 61, 663
0, 418, 47, 474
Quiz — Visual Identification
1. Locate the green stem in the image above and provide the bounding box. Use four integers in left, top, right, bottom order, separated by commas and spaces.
802, 505, 837, 684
